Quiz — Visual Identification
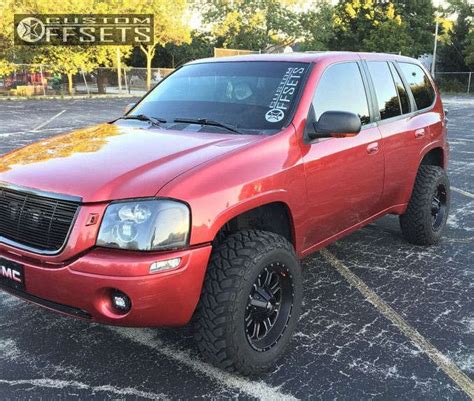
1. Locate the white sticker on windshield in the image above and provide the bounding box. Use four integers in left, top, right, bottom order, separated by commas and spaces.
265, 108, 285, 122
266, 66, 306, 123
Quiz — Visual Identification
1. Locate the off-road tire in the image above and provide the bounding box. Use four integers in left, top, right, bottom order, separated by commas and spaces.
400, 165, 450, 245
193, 230, 303, 375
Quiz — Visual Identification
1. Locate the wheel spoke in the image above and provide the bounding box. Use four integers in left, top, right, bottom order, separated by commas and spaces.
253, 321, 261, 339
264, 270, 273, 286
244, 263, 294, 351
264, 318, 272, 332
246, 316, 253, 328
269, 280, 280, 295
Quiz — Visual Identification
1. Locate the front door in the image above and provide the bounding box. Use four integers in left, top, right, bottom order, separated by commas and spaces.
300, 62, 384, 250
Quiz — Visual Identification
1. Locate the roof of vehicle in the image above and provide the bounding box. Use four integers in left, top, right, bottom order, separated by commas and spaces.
187, 51, 419, 65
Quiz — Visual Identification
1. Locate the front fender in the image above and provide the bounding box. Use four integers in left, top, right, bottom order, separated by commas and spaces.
157, 127, 308, 254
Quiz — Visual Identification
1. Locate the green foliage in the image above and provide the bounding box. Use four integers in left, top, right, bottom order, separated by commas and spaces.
298, 2, 335, 51
438, 0, 473, 72
465, 30, 474, 70
133, 0, 190, 89
0, 60, 15, 77
159, 31, 214, 68
392, 0, 435, 56
0, 0, 471, 84
331, 0, 414, 55
203, 0, 301, 51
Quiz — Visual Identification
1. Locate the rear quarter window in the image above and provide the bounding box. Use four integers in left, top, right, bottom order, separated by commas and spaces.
398, 63, 436, 110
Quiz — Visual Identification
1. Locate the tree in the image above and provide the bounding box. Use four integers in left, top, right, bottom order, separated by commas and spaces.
33, 46, 97, 94
204, 0, 301, 51
155, 31, 214, 68
465, 30, 474, 70
438, 0, 473, 72
392, 0, 435, 56
0, 0, 136, 94
0, 0, 96, 93
332, 0, 413, 55
0, 60, 15, 78
362, 7, 414, 55
299, 2, 335, 51
134, 0, 191, 89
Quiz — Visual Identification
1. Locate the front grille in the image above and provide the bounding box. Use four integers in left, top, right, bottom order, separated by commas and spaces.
0, 186, 80, 253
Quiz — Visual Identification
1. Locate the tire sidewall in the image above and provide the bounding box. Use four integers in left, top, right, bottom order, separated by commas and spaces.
424, 170, 450, 242
227, 245, 303, 371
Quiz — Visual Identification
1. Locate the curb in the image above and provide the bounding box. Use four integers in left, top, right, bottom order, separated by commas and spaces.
0, 94, 143, 101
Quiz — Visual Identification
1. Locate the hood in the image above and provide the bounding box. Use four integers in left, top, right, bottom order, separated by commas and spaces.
0, 123, 263, 202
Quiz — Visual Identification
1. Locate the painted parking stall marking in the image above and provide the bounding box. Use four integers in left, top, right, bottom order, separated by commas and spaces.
32, 109, 66, 131
320, 248, 474, 398
452, 186, 474, 199
111, 327, 299, 401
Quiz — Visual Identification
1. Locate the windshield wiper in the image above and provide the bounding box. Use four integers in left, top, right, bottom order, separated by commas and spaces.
119, 114, 167, 127
173, 118, 242, 134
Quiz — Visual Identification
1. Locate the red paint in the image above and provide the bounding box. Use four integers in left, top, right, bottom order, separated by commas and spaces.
0, 246, 212, 326
0, 52, 448, 326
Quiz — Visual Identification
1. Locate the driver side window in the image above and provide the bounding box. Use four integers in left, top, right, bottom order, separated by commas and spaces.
312, 62, 370, 125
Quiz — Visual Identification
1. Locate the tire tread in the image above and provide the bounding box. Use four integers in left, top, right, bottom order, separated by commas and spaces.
193, 229, 298, 375
400, 165, 449, 245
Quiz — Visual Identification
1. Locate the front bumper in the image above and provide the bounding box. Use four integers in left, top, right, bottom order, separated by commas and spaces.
0, 245, 212, 327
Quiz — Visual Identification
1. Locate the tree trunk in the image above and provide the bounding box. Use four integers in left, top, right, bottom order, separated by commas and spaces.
96, 69, 107, 94
67, 72, 73, 95
141, 44, 155, 91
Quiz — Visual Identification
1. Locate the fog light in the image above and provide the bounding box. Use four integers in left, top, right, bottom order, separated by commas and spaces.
111, 290, 131, 314
150, 257, 181, 274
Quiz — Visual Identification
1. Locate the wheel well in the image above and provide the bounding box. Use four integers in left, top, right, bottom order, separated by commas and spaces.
214, 202, 294, 247
421, 147, 444, 168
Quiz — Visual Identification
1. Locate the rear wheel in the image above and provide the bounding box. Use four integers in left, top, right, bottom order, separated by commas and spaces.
400, 165, 450, 245
193, 230, 302, 375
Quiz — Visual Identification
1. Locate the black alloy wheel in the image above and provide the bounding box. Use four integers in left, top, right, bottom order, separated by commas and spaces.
245, 263, 294, 352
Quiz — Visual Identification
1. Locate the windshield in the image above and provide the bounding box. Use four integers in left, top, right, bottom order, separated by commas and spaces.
129, 61, 310, 135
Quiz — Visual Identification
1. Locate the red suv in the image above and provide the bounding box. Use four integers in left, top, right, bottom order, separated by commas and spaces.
0, 52, 449, 375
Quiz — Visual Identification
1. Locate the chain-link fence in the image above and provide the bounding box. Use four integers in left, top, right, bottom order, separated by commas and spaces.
435, 72, 473, 94
0, 64, 175, 97
1, 64, 472, 97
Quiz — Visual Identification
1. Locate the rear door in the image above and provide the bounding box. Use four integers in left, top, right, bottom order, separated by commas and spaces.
365, 60, 437, 207
301, 61, 384, 249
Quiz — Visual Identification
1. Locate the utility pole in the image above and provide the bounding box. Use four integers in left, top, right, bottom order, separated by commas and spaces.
116, 47, 122, 94
431, 19, 439, 78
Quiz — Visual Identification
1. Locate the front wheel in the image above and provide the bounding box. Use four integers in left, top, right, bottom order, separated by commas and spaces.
193, 230, 303, 375
400, 165, 450, 245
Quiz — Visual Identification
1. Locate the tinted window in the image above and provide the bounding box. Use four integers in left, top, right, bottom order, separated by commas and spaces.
399, 63, 435, 110
313, 62, 370, 125
389, 63, 410, 114
367, 61, 401, 120
132, 61, 310, 134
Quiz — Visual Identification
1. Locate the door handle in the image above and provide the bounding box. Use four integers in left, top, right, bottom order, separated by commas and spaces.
415, 128, 425, 139
367, 142, 379, 155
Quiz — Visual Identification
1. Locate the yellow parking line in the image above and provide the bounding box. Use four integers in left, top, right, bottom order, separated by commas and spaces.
320, 248, 474, 398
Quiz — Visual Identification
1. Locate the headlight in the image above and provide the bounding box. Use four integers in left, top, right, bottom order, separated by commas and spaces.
97, 199, 190, 251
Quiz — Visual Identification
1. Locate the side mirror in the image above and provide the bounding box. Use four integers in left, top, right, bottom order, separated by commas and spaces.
308, 111, 361, 140
123, 102, 136, 115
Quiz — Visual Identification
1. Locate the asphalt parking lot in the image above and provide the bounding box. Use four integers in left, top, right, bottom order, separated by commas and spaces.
0, 96, 472, 400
